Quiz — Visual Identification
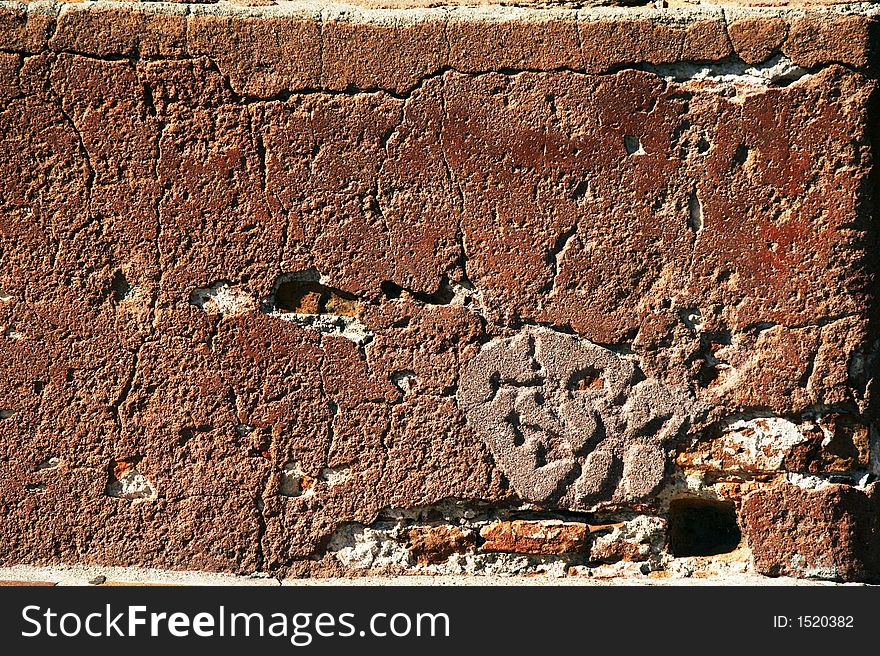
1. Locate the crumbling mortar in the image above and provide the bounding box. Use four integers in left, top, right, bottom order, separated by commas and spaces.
325, 499, 675, 575
9, 45, 869, 102
676, 403, 876, 492
699, 403, 865, 431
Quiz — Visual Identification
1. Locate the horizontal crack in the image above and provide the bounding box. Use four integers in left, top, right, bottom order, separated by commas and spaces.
0, 46, 863, 104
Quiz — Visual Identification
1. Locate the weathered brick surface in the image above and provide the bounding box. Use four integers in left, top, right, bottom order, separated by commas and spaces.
0, 1, 878, 581
742, 484, 880, 582
480, 520, 591, 555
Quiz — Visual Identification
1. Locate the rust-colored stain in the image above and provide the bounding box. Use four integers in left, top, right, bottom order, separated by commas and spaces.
109, 458, 139, 482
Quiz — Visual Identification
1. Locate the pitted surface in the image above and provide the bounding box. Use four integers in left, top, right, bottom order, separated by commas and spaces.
0, 0, 877, 581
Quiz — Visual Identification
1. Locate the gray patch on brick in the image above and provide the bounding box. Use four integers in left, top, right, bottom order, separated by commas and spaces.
457, 327, 699, 509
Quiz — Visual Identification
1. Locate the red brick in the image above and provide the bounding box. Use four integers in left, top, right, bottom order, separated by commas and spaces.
480, 521, 591, 555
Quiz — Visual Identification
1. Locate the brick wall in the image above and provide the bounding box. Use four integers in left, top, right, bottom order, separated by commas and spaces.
1, 0, 878, 582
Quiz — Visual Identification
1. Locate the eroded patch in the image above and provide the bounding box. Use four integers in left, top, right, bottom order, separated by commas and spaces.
106, 458, 157, 503
457, 327, 699, 509
189, 281, 255, 317
261, 270, 373, 345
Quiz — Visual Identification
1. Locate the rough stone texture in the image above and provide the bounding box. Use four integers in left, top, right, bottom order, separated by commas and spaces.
0, 1, 878, 581
405, 525, 477, 565
741, 484, 880, 582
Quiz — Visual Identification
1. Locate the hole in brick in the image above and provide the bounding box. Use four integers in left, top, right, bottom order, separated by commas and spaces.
264, 272, 372, 345
534, 442, 547, 468
733, 144, 749, 165
0, 288, 12, 302
697, 366, 721, 388
695, 332, 732, 388
111, 270, 132, 303
108, 457, 138, 482
678, 307, 702, 331
178, 427, 194, 446
279, 462, 316, 498
687, 190, 702, 233
624, 135, 643, 155
381, 278, 457, 306
391, 370, 417, 395
32, 381, 45, 394
106, 457, 156, 502
178, 425, 210, 447
569, 367, 605, 391
696, 137, 711, 154
35, 457, 59, 471
26, 483, 47, 493
275, 280, 357, 316
0, 408, 17, 419
667, 497, 741, 557
638, 415, 668, 437
570, 180, 590, 203
420, 282, 457, 306
381, 280, 403, 299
